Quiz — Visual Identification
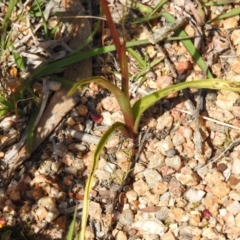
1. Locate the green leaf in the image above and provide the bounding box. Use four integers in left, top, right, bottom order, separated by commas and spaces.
12, 45, 25, 71
132, 79, 240, 132
28, 40, 149, 82
1, 0, 18, 48
208, 7, 240, 23
67, 206, 78, 240
27, 105, 40, 154
68, 76, 135, 134
79, 122, 129, 239
149, 0, 170, 16
162, 12, 213, 79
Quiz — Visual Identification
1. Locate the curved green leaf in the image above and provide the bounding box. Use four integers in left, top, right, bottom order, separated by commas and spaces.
68, 76, 135, 134
208, 7, 240, 22
162, 12, 213, 79
79, 122, 129, 239
67, 206, 78, 240
132, 79, 240, 132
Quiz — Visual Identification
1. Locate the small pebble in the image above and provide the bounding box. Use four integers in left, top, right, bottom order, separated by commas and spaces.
168, 177, 185, 197
132, 219, 167, 236
165, 149, 176, 157
119, 209, 134, 226
165, 155, 181, 170
172, 134, 185, 146
47, 81, 61, 91
156, 136, 174, 155
143, 168, 162, 189
232, 158, 240, 175
184, 188, 205, 202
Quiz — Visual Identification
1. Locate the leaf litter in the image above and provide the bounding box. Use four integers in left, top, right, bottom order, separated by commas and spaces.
1, 0, 240, 239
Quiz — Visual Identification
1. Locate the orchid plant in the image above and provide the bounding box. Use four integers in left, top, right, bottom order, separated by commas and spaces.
67, 0, 240, 239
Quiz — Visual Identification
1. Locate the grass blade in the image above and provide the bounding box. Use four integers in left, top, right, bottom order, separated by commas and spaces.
149, 0, 170, 17
132, 79, 240, 132
79, 122, 129, 239
68, 76, 135, 134
67, 206, 78, 240
208, 7, 240, 23
1, 0, 18, 48
162, 12, 213, 79
127, 47, 147, 68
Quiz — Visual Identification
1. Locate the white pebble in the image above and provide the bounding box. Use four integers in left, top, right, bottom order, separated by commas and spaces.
165, 155, 181, 170
184, 188, 205, 202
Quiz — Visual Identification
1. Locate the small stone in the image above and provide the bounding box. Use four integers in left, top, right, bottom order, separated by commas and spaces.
231, 30, 240, 45
51, 161, 61, 172
47, 81, 61, 91
189, 212, 201, 226
156, 136, 174, 155
211, 181, 230, 199
232, 106, 240, 118
169, 208, 189, 222
104, 162, 116, 173
156, 207, 169, 221
217, 163, 228, 172
38, 197, 56, 208
223, 17, 238, 29
226, 201, 240, 215
184, 188, 205, 202
159, 166, 175, 177
76, 104, 88, 116
179, 225, 202, 238
116, 151, 130, 172
101, 96, 121, 111
53, 142, 68, 157
119, 209, 134, 226
8, 191, 21, 201
156, 75, 173, 89
132, 218, 167, 236
0, 152, 4, 159
156, 112, 173, 130
126, 190, 138, 202
169, 177, 185, 197
94, 170, 111, 181
133, 163, 146, 177
89, 201, 102, 221
33, 206, 48, 221
235, 213, 240, 227
101, 111, 113, 126
172, 133, 185, 146
143, 168, 162, 189
45, 206, 60, 222
114, 169, 125, 184
66, 117, 76, 127
176, 166, 200, 186
133, 179, 150, 196
165, 156, 181, 170
175, 61, 192, 75
148, 153, 165, 168
115, 231, 127, 240
232, 158, 240, 175
228, 176, 240, 186
165, 149, 177, 157
229, 190, 240, 201
161, 231, 176, 240
202, 227, 223, 239
153, 182, 168, 195
159, 192, 171, 206
105, 135, 120, 149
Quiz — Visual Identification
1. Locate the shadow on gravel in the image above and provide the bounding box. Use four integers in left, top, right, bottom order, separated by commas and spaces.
0, 223, 59, 240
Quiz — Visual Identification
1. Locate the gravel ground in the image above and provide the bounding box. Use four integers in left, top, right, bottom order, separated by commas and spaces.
1, 0, 240, 239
